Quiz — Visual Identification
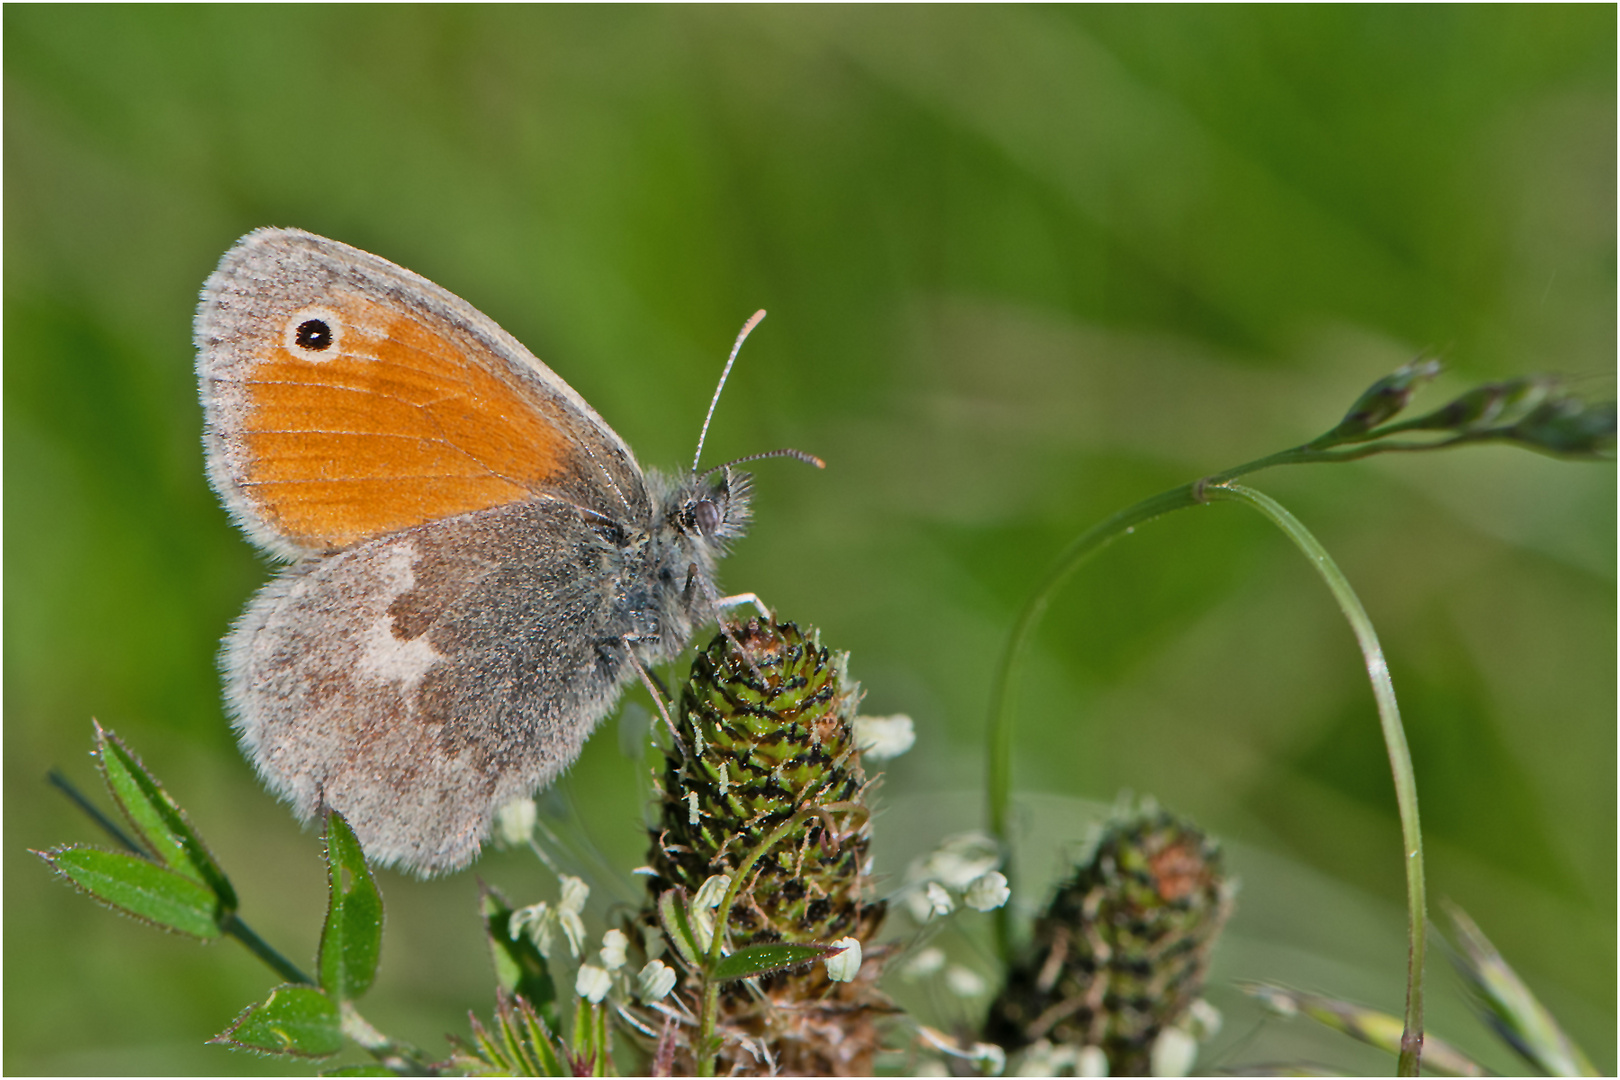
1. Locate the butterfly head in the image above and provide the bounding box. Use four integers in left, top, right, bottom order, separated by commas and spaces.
668, 465, 752, 550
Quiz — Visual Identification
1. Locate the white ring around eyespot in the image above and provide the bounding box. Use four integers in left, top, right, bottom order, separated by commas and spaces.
282, 305, 343, 360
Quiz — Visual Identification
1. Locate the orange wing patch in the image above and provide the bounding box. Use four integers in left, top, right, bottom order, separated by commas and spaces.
238, 293, 570, 550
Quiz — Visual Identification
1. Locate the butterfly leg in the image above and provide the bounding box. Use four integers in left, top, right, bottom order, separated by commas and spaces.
618, 635, 687, 759
715, 592, 772, 620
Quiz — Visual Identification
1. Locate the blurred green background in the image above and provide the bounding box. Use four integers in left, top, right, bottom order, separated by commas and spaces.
6, 7, 1613, 1074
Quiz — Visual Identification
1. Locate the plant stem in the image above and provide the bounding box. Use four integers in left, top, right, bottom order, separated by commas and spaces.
984, 438, 1434, 957
694, 808, 819, 1077
47, 769, 148, 856
340, 1000, 434, 1075
47, 768, 322, 991
1203, 484, 1425, 1076
981, 459, 1430, 1074
985, 482, 1203, 959
220, 913, 313, 986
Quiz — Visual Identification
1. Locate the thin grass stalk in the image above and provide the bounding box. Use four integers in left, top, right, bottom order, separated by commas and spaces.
982, 464, 1429, 1074
1202, 483, 1426, 1076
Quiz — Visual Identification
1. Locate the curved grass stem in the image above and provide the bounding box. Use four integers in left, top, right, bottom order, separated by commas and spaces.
1204, 483, 1425, 1076
983, 463, 1428, 1076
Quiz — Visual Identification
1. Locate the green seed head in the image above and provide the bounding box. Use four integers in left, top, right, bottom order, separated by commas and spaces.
647, 618, 878, 948
643, 619, 890, 1075
986, 803, 1233, 1075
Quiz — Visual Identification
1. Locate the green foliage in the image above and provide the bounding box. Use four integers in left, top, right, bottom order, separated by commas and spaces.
1444, 905, 1598, 1077
318, 813, 384, 1003
92, 722, 238, 909
34, 724, 237, 940
709, 942, 843, 984
37, 847, 224, 940
1239, 982, 1487, 1077
211, 985, 343, 1059
1235, 904, 1601, 1077
448, 990, 568, 1077
658, 887, 703, 968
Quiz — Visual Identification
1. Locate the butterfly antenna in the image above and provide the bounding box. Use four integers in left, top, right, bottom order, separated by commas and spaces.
701, 447, 825, 481
693, 309, 767, 474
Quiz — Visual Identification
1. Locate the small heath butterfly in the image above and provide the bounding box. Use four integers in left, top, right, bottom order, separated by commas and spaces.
196, 228, 798, 876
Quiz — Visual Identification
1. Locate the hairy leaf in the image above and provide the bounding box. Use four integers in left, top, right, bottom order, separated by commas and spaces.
39, 846, 223, 939
93, 723, 236, 911
317, 811, 383, 1002
211, 984, 342, 1058
711, 942, 843, 983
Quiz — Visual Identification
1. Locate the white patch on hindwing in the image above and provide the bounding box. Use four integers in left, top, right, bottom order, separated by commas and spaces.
356, 541, 444, 701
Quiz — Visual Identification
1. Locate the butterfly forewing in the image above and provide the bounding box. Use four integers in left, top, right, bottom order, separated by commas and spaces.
196, 228, 646, 556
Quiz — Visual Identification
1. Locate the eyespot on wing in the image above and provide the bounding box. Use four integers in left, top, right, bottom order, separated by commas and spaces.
197, 229, 646, 556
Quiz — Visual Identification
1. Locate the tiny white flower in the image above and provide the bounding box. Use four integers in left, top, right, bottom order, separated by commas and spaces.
509, 901, 549, 940
964, 871, 1011, 912
904, 880, 956, 922
1077, 1045, 1109, 1077
901, 946, 946, 980
1251, 984, 1298, 1019
1013, 1040, 1081, 1076
575, 962, 612, 1004
557, 908, 587, 959
689, 906, 715, 953
693, 873, 732, 910
637, 959, 677, 1001
969, 1042, 1006, 1076
639, 922, 667, 961
558, 875, 590, 914
1150, 1027, 1197, 1077
1186, 998, 1221, 1040
854, 714, 916, 760
599, 928, 629, 971
511, 902, 557, 957
492, 798, 537, 848
914, 831, 1001, 889
944, 964, 986, 998
824, 936, 862, 983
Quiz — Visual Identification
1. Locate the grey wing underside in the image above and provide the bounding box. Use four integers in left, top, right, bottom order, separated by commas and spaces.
224, 499, 635, 875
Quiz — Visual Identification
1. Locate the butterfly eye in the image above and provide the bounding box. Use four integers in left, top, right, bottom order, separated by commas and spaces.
283, 305, 342, 358
693, 498, 722, 536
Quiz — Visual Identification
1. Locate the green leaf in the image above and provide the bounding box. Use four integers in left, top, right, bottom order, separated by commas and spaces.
657, 888, 701, 968
1445, 905, 1598, 1077
1236, 981, 1487, 1077
570, 998, 595, 1075
711, 942, 842, 983
322, 1067, 397, 1077
38, 846, 223, 939
93, 722, 237, 912
317, 811, 384, 1002
211, 984, 342, 1058
479, 882, 555, 1010
448, 990, 567, 1076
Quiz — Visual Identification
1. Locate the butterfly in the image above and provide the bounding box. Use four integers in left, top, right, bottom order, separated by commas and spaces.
195, 228, 808, 875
